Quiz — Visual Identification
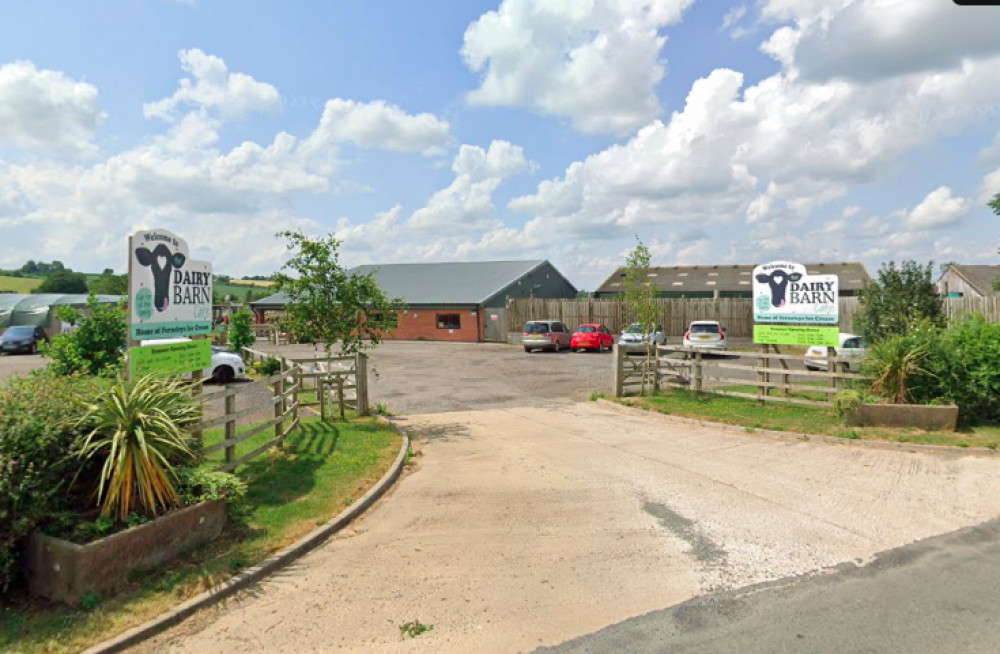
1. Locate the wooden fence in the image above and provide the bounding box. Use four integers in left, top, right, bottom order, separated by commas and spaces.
193, 364, 301, 472
613, 345, 864, 408
510, 296, 1000, 337
242, 347, 370, 418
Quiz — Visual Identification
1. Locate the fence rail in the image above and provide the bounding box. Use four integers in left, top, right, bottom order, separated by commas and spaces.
614, 344, 864, 408
510, 296, 1000, 337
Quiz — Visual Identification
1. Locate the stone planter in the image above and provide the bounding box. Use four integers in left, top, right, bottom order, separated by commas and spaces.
847, 403, 959, 432
27, 500, 226, 605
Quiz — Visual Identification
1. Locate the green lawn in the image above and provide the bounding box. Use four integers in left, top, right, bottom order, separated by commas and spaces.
0, 415, 401, 654
618, 389, 1000, 450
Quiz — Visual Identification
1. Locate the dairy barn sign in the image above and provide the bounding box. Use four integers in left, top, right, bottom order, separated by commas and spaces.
129, 228, 213, 341
752, 262, 838, 325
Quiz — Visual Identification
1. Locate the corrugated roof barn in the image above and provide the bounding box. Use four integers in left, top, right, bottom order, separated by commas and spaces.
251, 260, 577, 343
938, 264, 1000, 298
594, 262, 871, 298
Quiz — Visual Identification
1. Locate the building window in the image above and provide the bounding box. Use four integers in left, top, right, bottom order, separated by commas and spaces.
437, 313, 461, 329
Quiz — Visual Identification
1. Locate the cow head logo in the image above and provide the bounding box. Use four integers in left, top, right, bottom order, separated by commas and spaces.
135, 244, 186, 312
755, 269, 802, 308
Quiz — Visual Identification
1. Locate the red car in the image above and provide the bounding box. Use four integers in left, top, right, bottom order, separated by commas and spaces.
570, 324, 614, 352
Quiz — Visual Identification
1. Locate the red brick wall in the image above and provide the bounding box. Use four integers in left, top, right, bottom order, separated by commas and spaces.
385, 308, 483, 342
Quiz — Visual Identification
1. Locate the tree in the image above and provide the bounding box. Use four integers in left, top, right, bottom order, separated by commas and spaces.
622, 237, 659, 395
855, 260, 944, 342
44, 294, 127, 376
36, 269, 88, 293
89, 271, 128, 295
228, 308, 255, 353
273, 230, 402, 354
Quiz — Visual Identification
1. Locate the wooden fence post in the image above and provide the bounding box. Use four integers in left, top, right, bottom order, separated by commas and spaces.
613, 345, 625, 398
275, 359, 286, 439
191, 372, 203, 443
695, 351, 703, 392
337, 375, 346, 421
827, 346, 837, 394
224, 387, 236, 468
356, 352, 369, 416
653, 348, 661, 393
293, 366, 301, 426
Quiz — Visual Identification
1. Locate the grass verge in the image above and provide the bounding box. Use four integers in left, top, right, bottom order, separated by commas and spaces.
619, 389, 1000, 450
1, 415, 401, 654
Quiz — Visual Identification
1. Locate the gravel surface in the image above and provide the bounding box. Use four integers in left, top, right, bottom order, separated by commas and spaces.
137, 401, 1000, 653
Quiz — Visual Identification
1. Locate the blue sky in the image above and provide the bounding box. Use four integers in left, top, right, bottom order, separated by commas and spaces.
0, 0, 998, 290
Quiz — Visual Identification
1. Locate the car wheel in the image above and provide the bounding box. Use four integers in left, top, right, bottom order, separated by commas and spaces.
213, 365, 235, 384
524, 346, 532, 353
30, 342, 37, 354
554, 341, 561, 353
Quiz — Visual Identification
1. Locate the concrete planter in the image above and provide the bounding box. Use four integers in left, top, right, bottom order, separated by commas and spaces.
847, 403, 959, 432
27, 500, 226, 605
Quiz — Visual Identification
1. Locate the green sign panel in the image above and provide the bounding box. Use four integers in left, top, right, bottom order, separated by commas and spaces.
130, 340, 211, 378
754, 324, 839, 347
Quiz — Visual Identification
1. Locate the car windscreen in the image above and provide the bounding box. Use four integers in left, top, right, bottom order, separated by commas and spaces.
624, 324, 645, 333
690, 324, 718, 333
2, 327, 34, 337
524, 322, 550, 334
576, 326, 596, 333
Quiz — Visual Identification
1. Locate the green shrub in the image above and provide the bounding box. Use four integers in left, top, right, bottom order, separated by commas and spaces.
832, 391, 863, 421
936, 314, 1000, 424
259, 356, 282, 376
175, 468, 247, 506
861, 335, 934, 404
228, 309, 255, 353
0, 373, 102, 591
43, 294, 127, 377
75, 375, 201, 521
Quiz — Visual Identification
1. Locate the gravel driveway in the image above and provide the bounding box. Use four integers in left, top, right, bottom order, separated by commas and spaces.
138, 401, 1000, 653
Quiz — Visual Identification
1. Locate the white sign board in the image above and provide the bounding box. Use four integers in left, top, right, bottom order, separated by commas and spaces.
129, 229, 213, 341
753, 262, 838, 325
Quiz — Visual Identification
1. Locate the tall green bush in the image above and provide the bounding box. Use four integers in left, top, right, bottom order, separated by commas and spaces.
937, 314, 1000, 424
0, 373, 103, 591
856, 260, 944, 342
44, 294, 127, 376
228, 308, 255, 353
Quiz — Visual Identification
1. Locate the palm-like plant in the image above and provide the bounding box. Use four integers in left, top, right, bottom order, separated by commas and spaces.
863, 336, 933, 405
76, 375, 201, 521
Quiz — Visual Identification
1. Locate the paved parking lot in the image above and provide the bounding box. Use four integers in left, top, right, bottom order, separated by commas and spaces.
260, 340, 617, 414
0, 351, 45, 382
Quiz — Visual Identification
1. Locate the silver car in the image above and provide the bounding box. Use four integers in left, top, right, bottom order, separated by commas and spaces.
618, 323, 666, 352
804, 333, 867, 371
522, 320, 572, 352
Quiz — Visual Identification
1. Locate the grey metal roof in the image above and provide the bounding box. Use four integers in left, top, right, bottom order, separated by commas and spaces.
251, 260, 553, 307
595, 262, 871, 295
942, 265, 1000, 297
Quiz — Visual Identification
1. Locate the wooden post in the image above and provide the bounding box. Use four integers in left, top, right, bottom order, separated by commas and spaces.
695, 351, 703, 392
828, 346, 837, 394
757, 346, 765, 406
653, 347, 661, 393
337, 375, 346, 422
224, 387, 236, 468
773, 344, 790, 396
356, 353, 369, 416
318, 377, 327, 421
275, 359, 286, 439
293, 366, 301, 425
763, 343, 771, 398
191, 369, 203, 443
614, 345, 625, 397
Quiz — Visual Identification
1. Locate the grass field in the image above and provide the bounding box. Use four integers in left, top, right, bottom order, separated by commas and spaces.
0, 274, 273, 302
0, 415, 401, 654
618, 389, 1000, 450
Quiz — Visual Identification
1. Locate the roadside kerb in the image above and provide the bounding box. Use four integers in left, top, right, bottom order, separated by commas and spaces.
596, 398, 998, 456
81, 416, 411, 654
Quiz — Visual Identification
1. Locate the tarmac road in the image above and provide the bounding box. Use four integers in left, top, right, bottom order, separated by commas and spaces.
541, 518, 1000, 654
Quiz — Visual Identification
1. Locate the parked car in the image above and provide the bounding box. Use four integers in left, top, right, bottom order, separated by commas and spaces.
0, 325, 48, 354
804, 333, 867, 371
570, 323, 614, 352
682, 320, 727, 351
522, 320, 573, 352
618, 323, 666, 352
138, 338, 248, 383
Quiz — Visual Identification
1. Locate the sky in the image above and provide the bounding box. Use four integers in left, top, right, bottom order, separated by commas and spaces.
0, 0, 998, 290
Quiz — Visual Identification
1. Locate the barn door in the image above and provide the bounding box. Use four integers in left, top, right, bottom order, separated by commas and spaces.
484, 308, 507, 342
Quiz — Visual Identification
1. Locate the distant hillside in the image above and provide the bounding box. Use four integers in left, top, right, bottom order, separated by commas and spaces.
0, 273, 271, 303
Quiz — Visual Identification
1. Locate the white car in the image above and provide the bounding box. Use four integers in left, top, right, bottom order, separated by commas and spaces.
804, 333, 867, 372
618, 323, 666, 352
138, 338, 248, 383
683, 321, 727, 350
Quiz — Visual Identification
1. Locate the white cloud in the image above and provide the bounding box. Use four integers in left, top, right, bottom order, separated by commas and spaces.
143, 48, 280, 122
408, 140, 530, 232
0, 61, 105, 155
462, 0, 695, 135
783, 1, 1000, 83
904, 186, 971, 231
305, 99, 452, 155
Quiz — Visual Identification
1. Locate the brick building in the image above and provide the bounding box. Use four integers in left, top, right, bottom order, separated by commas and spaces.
251, 260, 577, 343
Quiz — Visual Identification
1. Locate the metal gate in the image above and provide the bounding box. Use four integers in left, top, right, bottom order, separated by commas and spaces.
484, 308, 507, 342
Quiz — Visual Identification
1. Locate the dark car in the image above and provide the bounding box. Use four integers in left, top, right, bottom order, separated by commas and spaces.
0, 325, 48, 354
